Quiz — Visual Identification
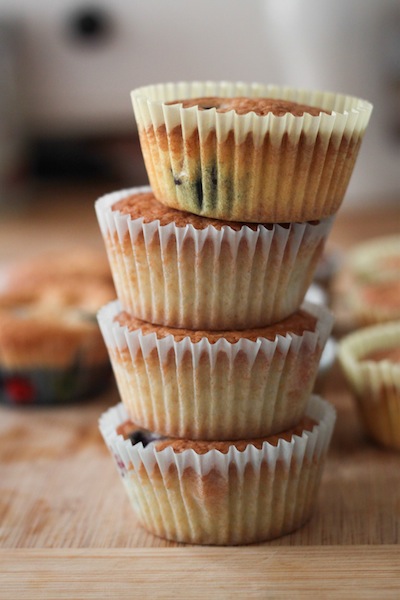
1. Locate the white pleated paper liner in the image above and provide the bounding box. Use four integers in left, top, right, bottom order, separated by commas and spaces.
95, 186, 334, 330
98, 298, 333, 440
131, 81, 372, 223
99, 395, 336, 545
338, 321, 400, 450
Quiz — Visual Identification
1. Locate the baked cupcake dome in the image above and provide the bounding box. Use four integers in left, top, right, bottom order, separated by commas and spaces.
98, 300, 333, 440
99, 396, 336, 545
2, 247, 113, 290
346, 235, 400, 284
131, 81, 372, 223
338, 321, 400, 450
347, 279, 400, 326
96, 187, 333, 330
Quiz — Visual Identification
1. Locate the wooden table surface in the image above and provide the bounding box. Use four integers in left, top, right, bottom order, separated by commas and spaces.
0, 184, 399, 598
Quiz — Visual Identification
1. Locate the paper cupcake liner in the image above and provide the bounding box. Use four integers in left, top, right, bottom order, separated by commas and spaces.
131, 82, 372, 223
338, 321, 400, 450
99, 395, 336, 545
347, 235, 400, 284
98, 299, 333, 439
95, 187, 333, 330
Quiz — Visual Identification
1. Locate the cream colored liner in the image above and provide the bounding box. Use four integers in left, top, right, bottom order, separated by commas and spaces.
338, 321, 400, 449
132, 82, 371, 145
98, 299, 333, 439
131, 82, 372, 222
99, 396, 336, 545
95, 187, 333, 330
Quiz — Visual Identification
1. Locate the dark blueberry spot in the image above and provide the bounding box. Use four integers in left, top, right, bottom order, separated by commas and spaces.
195, 178, 203, 208
79, 310, 97, 323
201, 106, 214, 110
211, 165, 218, 187
129, 430, 151, 447
173, 176, 182, 186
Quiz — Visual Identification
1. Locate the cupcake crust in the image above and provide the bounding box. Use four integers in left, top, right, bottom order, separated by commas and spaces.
114, 307, 317, 343
167, 96, 329, 117
112, 191, 264, 231
117, 415, 317, 454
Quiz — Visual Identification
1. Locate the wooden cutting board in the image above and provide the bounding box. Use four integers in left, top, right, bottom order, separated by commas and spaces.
0, 187, 399, 597
1, 368, 399, 598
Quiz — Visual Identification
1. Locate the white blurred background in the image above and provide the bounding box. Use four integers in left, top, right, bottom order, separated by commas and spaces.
0, 0, 399, 208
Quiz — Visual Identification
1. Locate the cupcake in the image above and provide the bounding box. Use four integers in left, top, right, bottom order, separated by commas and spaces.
99, 395, 335, 545
96, 187, 333, 329
332, 235, 400, 330
346, 279, 400, 326
0, 278, 114, 405
1, 247, 113, 290
346, 235, 400, 284
338, 321, 400, 450
98, 299, 333, 440
131, 82, 372, 223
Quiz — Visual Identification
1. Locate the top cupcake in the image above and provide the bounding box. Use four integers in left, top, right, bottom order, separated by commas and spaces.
131, 81, 372, 223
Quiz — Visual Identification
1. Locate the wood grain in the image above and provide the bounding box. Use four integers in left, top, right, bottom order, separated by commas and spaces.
1, 547, 399, 599
0, 184, 399, 596
1, 367, 400, 549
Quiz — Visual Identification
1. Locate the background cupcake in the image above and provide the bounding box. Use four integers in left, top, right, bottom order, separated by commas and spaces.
0, 250, 115, 405
332, 234, 400, 329
338, 321, 400, 450
131, 81, 372, 223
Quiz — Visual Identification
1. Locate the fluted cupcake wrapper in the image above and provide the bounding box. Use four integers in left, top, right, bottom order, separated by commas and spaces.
99, 395, 336, 545
339, 322, 400, 450
131, 82, 372, 223
96, 187, 333, 330
98, 299, 333, 439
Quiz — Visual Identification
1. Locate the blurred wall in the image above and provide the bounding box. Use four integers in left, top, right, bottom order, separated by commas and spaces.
0, 0, 399, 206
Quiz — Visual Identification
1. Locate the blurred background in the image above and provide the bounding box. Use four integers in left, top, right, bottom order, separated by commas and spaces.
0, 0, 400, 217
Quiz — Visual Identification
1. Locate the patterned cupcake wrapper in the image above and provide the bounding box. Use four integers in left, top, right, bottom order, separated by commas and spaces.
96, 187, 333, 330
0, 363, 111, 405
99, 395, 336, 545
338, 321, 400, 449
98, 299, 333, 439
131, 82, 372, 222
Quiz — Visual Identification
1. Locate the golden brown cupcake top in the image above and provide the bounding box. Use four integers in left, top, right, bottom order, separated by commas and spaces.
112, 191, 321, 230
5, 247, 113, 290
167, 96, 329, 117
112, 191, 265, 231
0, 280, 114, 317
360, 280, 400, 309
115, 308, 317, 343
117, 416, 317, 453
361, 347, 400, 364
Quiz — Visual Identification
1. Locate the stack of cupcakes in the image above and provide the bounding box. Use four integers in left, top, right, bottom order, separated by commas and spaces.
97, 82, 372, 545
